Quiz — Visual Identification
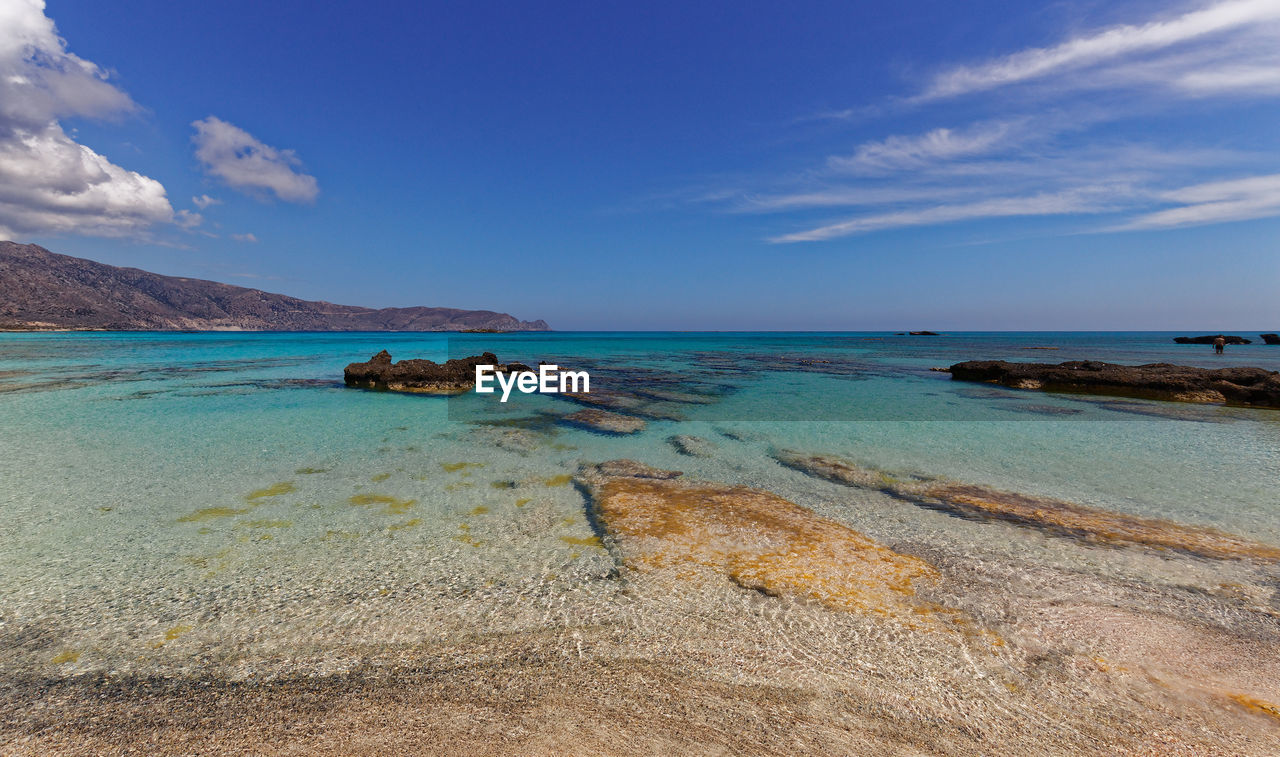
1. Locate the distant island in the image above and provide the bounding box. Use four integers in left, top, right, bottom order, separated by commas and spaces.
0, 241, 549, 332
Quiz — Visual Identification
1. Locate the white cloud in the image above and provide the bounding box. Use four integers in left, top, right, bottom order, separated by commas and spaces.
829, 120, 1024, 173
230, 232, 258, 243
918, 0, 1280, 100
0, 0, 175, 239
1175, 64, 1280, 94
192, 193, 221, 209
1121, 173, 1280, 229
699, 1, 1280, 241
770, 189, 1117, 242
0, 125, 172, 236
192, 116, 318, 203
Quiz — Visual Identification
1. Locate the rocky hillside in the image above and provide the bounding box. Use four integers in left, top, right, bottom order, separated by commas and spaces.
0, 242, 549, 331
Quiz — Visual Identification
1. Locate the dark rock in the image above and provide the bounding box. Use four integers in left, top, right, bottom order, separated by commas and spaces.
1262, 334, 1280, 345
947, 360, 1280, 408
1173, 335, 1251, 345
908, 331, 940, 336
667, 434, 716, 457
583, 460, 682, 480
344, 351, 525, 394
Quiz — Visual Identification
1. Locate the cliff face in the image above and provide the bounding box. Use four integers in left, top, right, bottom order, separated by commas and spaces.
0, 242, 549, 332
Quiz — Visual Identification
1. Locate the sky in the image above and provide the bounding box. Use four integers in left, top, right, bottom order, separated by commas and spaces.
2, 0, 1279, 330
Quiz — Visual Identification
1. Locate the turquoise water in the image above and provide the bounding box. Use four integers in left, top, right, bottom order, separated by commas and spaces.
2, 331, 1279, 682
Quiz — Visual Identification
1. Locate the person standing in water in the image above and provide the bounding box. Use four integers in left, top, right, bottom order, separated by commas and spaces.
1214, 335, 1226, 354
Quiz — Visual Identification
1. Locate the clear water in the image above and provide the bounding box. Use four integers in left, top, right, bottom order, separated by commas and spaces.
2, 331, 1279, 750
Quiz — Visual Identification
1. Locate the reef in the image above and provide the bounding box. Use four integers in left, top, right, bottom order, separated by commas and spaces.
945, 360, 1280, 407
1262, 333, 1280, 345
343, 351, 531, 394
773, 450, 1280, 562
560, 409, 646, 434
667, 434, 716, 457
575, 460, 944, 621
1173, 335, 1252, 345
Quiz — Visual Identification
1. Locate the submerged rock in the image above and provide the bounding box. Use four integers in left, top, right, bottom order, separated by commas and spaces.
667, 434, 716, 457
575, 460, 946, 622
560, 389, 685, 420
773, 450, 1280, 562
1173, 335, 1251, 345
1262, 333, 1280, 345
343, 351, 532, 394
946, 360, 1280, 407
560, 408, 646, 434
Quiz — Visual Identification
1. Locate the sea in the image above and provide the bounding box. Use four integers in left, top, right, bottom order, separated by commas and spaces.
2, 331, 1279, 751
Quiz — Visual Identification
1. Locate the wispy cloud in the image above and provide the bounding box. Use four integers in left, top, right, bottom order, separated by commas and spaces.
192, 194, 221, 209
230, 232, 259, 243
192, 117, 318, 203
917, 0, 1280, 100
697, 0, 1280, 242
828, 120, 1025, 174
1120, 173, 1280, 229
770, 189, 1121, 242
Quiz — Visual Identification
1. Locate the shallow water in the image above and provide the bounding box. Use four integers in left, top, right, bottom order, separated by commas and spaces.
2, 331, 1279, 753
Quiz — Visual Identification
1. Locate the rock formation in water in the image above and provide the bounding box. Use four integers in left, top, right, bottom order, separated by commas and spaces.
909, 330, 941, 336
1173, 335, 1251, 345
773, 450, 1280, 561
946, 360, 1280, 407
343, 351, 532, 393
575, 460, 952, 624
1262, 333, 1280, 345
0, 241, 550, 331
560, 409, 646, 434
667, 434, 716, 457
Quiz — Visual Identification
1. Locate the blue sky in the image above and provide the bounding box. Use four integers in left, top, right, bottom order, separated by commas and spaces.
4, 0, 1279, 329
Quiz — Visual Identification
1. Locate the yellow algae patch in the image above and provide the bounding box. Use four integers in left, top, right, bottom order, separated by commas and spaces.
388, 518, 421, 532
560, 535, 602, 548
322, 529, 361, 541
180, 548, 234, 578
515, 498, 530, 507
441, 462, 484, 473
349, 493, 416, 515
178, 506, 249, 523
151, 624, 193, 648
295, 467, 328, 475
470, 506, 490, 515
544, 474, 574, 487
490, 480, 517, 489
453, 534, 485, 547
577, 461, 941, 623
239, 519, 292, 529
1228, 694, 1280, 721
51, 650, 80, 664
371, 472, 392, 483
246, 482, 296, 500
775, 451, 1280, 563
445, 481, 474, 491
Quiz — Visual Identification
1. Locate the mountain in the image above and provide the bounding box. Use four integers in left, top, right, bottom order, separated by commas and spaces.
0, 242, 549, 332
